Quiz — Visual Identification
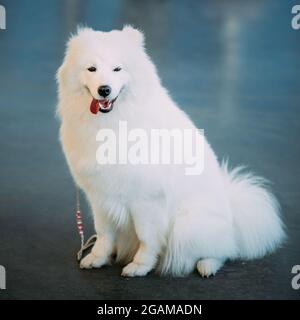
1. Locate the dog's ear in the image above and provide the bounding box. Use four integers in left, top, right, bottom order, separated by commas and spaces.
74, 25, 94, 38
66, 26, 94, 49
122, 25, 144, 47
57, 26, 93, 86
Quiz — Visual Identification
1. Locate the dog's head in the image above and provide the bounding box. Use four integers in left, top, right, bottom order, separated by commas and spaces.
57, 26, 145, 114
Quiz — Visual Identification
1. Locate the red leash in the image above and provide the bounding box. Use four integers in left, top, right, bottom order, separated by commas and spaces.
75, 187, 97, 261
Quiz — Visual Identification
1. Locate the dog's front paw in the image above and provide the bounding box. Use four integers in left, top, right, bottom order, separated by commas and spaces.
121, 262, 152, 277
197, 258, 224, 278
80, 253, 108, 269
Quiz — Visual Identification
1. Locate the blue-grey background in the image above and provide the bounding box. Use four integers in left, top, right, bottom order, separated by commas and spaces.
0, 0, 299, 299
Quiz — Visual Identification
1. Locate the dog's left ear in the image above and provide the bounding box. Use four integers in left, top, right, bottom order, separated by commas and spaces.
122, 25, 144, 46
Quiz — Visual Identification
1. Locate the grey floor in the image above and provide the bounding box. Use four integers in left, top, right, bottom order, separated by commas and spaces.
0, 0, 300, 300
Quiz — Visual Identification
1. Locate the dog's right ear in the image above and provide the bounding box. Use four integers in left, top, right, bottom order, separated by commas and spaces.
56, 27, 85, 86
66, 26, 94, 50
74, 26, 94, 38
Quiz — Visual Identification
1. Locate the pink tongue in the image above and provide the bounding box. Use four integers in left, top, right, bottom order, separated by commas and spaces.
90, 99, 100, 114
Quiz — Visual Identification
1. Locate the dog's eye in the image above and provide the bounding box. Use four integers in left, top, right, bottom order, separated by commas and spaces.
87, 66, 97, 72
113, 67, 122, 72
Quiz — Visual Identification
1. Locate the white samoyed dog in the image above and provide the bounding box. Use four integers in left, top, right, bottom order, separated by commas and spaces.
57, 26, 285, 277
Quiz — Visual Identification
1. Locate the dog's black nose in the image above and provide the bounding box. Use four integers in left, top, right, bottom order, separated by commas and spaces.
98, 85, 111, 98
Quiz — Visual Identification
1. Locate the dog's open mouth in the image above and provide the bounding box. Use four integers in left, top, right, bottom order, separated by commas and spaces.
90, 97, 117, 114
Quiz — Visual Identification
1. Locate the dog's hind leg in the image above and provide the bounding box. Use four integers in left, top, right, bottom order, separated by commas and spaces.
159, 199, 237, 276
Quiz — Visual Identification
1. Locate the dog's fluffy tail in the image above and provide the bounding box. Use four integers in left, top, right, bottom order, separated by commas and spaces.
221, 162, 285, 260
158, 163, 285, 276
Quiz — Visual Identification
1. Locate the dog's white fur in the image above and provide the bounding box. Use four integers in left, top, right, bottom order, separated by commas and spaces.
57, 26, 285, 277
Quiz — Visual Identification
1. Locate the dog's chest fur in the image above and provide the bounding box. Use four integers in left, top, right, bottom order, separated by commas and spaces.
60, 115, 165, 206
